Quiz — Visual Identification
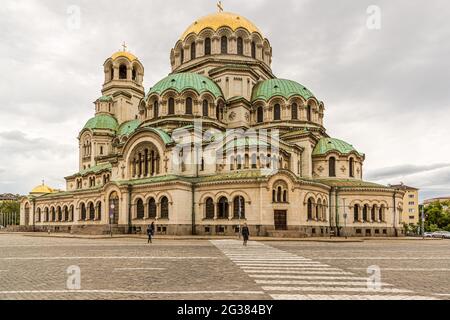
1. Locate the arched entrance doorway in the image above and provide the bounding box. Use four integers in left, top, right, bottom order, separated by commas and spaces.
109, 192, 120, 225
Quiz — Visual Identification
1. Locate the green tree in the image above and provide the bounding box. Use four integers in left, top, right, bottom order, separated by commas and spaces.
424, 201, 450, 232
0, 201, 20, 225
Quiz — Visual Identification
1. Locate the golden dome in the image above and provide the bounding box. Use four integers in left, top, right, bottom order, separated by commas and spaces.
31, 184, 55, 194
181, 11, 262, 40
111, 50, 137, 61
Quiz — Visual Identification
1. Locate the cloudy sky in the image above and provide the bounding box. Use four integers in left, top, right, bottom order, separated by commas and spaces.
0, 0, 449, 201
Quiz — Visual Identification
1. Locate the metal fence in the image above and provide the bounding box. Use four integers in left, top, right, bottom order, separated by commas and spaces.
0, 211, 20, 227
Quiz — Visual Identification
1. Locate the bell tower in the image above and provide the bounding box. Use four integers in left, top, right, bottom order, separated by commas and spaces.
102, 44, 145, 125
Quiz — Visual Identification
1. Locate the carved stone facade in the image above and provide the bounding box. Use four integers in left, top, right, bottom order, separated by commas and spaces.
20, 10, 405, 237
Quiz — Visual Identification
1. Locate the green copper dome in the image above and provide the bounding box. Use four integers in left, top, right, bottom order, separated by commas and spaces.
118, 119, 141, 137
97, 95, 113, 102
147, 73, 223, 99
83, 114, 118, 132
313, 138, 363, 157
252, 79, 316, 102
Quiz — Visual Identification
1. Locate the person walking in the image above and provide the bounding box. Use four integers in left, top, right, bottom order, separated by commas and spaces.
241, 223, 250, 246
147, 222, 155, 244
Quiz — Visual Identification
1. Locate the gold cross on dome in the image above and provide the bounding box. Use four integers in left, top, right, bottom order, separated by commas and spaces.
217, 1, 223, 12
122, 42, 127, 52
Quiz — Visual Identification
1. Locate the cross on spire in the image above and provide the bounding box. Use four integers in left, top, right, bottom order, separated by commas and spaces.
122, 42, 127, 52
217, 1, 223, 12
42, 180, 45, 186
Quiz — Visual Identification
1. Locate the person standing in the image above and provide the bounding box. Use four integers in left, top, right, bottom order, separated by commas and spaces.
147, 222, 155, 244
241, 223, 250, 246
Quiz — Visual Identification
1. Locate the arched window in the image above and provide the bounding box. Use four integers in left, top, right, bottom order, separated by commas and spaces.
185, 97, 193, 115
44, 208, 49, 222
132, 68, 137, 81
51, 207, 55, 222
221, 36, 228, 54
277, 186, 282, 202
205, 198, 215, 219
69, 205, 74, 222
217, 197, 229, 219
190, 41, 196, 60
379, 205, 385, 222
119, 64, 127, 80
233, 196, 246, 219
274, 104, 281, 121
148, 198, 157, 219
168, 97, 175, 115
96, 202, 102, 221
63, 207, 68, 221
316, 200, 322, 220
80, 204, 86, 221
307, 199, 313, 220
251, 154, 257, 169
251, 41, 256, 58
109, 192, 119, 225
204, 38, 211, 55
154, 101, 159, 118
57, 207, 62, 221
160, 197, 169, 219
257, 107, 264, 123
237, 37, 244, 55
363, 205, 369, 222
110, 66, 114, 81
136, 199, 144, 219
307, 105, 312, 121
349, 158, 355, 178
329, 157, 336, 177
89, 203, 95, 220
354, 204, 360, 222
292, 103, 298, 120
272, 190, 276, 203
216, 103, 224, 120
236, 155, 242, 170
371, 206, 376, 222
283, 190, 287, 203
202, 100, 209, 117
180, 47, 184, 63
36, 208, 41, 222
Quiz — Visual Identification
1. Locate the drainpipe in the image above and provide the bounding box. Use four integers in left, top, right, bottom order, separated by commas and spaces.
127, 184, 133, 234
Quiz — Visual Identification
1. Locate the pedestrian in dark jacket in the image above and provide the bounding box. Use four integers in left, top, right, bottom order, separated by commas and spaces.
147, 222, 155, 244
241, 223, 250, 246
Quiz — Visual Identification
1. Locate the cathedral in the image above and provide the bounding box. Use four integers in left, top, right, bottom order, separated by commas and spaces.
20, 8, 405, 237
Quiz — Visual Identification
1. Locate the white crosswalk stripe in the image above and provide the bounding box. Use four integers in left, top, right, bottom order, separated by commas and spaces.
211, 240, 438, 301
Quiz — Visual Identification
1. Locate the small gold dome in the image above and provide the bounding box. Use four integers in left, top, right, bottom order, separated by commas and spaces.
111, 50, 137, 61
31, 184, 55, 195
181, 11, 262, 40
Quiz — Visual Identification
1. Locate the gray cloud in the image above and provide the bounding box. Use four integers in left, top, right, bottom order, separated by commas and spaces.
0, 0, 449, 199
366, 163, 450, 181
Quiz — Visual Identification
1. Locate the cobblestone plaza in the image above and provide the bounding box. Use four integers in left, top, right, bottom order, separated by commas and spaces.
0, 234, 449, 300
